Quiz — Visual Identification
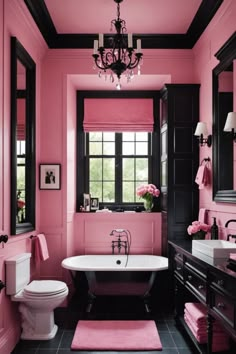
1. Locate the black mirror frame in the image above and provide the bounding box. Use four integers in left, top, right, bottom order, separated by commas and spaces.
10, 37, 36, 235
213, 32, 236, 203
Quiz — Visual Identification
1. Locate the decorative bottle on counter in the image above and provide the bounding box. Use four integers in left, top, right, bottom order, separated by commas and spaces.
211, 217, 218, 240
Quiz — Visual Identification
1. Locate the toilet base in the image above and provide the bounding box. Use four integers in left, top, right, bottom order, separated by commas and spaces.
21, 324, 58, 340
19, 303, 59, 340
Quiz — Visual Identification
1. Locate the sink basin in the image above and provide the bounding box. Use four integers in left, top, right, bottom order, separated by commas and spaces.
192, 240, 236, 258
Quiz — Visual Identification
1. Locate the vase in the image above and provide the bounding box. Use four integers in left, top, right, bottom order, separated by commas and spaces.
192, 231, 206, 240
143, 199, 153, 212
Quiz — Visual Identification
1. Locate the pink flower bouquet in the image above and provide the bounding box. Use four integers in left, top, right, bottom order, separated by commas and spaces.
17, 199, 25, 210
187, 221, 211, 239
136, 184, 160, 211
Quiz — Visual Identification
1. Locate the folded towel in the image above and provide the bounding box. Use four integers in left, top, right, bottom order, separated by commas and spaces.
198, 208, 207, 223
185, 302, 207, 323
184, 310, 224, 334
184, 315, 230, 351
35, 233, 49, 261
195, 165, 209, 189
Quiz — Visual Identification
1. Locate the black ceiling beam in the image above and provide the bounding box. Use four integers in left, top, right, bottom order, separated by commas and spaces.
186, 0, 224, 46
24, 0, 224, 50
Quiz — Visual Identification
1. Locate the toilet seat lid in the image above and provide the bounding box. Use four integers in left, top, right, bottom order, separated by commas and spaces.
24, 280, 67, 296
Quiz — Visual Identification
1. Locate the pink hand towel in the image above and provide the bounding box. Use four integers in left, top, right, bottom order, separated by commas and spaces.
35, 233, 49, 261
198, 208, 207, 223
195, 165, 209, 189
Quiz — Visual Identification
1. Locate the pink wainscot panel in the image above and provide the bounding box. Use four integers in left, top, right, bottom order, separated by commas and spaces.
74, 212, 162, 256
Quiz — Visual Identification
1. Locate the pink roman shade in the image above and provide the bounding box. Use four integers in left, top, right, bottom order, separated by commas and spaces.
83, 98, 154, 132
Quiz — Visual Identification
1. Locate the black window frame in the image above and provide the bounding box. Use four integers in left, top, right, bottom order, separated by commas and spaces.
76, 90, 160, 212
86, 131, 152, 206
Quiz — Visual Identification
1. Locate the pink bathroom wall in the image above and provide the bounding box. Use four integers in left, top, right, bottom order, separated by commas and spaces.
39, 48, 196, 281
193, 0, 236, 238
74, 213, 162, 256
0, 0, 47, 353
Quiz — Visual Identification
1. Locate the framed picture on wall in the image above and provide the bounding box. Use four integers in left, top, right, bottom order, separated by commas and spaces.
83, 193, 91, 212
39, 164, 61, 190
90, 197, 99, 211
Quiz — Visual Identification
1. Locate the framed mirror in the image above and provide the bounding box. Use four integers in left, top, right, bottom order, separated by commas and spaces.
10, 37, 36, 234
213, 32, 236, 203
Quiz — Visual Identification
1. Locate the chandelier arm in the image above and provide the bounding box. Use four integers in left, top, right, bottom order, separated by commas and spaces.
126, 53, 143, 70
92, 54, 109, 71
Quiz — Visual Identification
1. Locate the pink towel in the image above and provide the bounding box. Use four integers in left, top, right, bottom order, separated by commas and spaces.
184, 310, 224, 333
198, 208, 207, 223
185, 302, 207, 323
195, 165, 209, 189
184, 316, 229, 351
35, 233, 49, 261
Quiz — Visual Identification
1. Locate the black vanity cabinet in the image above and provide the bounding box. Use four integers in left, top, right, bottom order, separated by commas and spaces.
169, 241, 236, 354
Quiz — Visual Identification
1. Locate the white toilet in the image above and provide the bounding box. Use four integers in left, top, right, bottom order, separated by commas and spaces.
5, 253, 68, 340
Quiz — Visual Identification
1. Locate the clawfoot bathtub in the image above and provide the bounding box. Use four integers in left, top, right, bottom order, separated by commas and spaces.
62, 254, 168, 312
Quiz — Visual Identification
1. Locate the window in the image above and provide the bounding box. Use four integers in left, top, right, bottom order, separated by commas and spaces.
86, 132, 152, 207
17, 140, 26, 223
76, 91, 160, 212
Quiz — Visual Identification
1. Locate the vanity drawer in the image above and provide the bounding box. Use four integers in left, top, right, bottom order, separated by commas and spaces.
210, 271, 235, 295
185, 268, 207, 302
174, 251, 184, 262
211, 290, 234, 328
174, 259, 183, 280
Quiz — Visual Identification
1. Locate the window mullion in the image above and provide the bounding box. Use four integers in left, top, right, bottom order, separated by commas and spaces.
115, 133, 122, 204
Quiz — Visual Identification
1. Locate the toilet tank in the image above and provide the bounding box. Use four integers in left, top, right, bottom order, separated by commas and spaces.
5, 253, 31, 295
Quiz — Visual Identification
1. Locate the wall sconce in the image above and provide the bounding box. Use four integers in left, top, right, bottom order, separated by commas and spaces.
223, 112, 236, 141
194, 122, 212, 147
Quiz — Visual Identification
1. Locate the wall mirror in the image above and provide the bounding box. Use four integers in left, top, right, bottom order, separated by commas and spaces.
10, 37, 36, 234
213, 32, 236, 203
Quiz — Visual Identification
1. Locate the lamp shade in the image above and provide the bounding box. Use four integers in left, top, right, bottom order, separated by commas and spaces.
194, 122, 208, 136
223, 112, 236, 131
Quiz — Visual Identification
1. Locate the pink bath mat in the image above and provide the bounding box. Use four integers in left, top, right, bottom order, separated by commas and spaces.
71, 320, 162, 350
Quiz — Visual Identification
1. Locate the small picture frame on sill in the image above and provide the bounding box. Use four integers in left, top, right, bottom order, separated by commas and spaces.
90, 197, 99, 211
83, 193, 91, 212
39, 164, 61, 190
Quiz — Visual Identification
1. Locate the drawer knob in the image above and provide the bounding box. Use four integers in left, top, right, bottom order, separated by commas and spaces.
217, 302, 225, 309
187, 275, 192, 281
217, 280, 224, 286
176, 267, 182, 271
198, 285, 204, 290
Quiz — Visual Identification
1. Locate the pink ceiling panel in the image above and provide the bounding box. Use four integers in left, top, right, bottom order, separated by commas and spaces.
44, 0, 201, 34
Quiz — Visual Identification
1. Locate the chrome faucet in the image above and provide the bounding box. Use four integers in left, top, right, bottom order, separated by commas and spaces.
225, 219, 236, 242
110, 229, 128, 254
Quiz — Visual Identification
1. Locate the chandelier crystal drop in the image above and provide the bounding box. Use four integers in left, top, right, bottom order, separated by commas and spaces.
92, 0, 143, 89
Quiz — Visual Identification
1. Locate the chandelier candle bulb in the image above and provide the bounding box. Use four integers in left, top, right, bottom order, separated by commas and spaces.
93, 40, 98, 54
137, 39, 142, 53
99, 33, 104, 47
128, 33, 133, 48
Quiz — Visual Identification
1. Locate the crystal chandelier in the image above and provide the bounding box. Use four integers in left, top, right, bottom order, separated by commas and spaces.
92, 0, 143, 90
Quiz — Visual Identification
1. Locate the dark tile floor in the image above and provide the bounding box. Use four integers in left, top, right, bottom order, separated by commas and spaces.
11, 291, 198, 354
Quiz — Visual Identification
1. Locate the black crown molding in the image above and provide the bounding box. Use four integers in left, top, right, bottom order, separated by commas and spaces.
24, 0, 223, 49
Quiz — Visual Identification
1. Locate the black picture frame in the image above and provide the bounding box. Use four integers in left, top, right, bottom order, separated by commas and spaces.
83, 193, 91, 211
90, 197, 99, 211
39, 164, 61, 190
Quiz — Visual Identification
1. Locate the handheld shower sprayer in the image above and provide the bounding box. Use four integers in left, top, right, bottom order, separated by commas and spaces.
110, 229, 125, 236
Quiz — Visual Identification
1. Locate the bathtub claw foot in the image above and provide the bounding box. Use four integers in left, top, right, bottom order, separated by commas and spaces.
86, 292, 96, 313
143, 294, 151, 313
